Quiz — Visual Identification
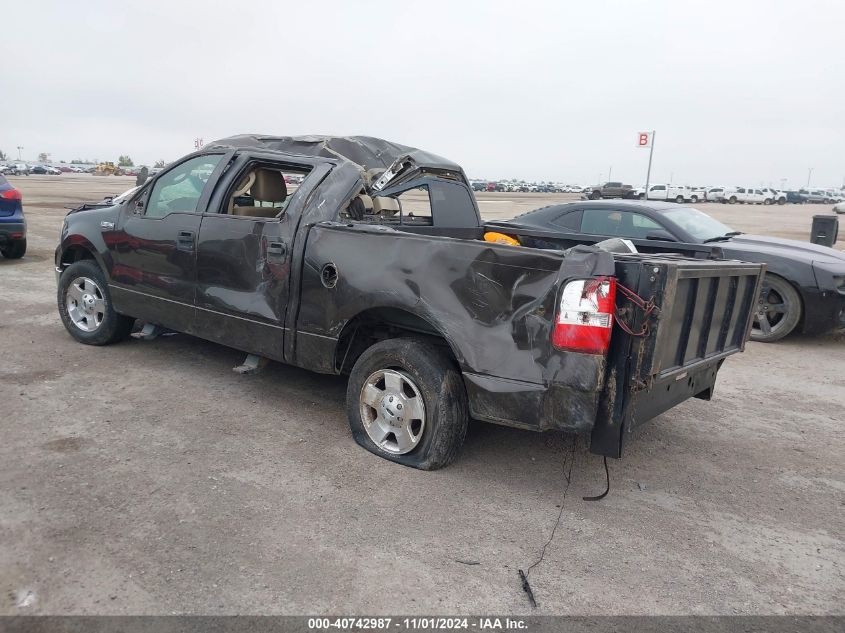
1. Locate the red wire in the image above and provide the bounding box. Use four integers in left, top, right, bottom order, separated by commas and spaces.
614, 282, 659, 337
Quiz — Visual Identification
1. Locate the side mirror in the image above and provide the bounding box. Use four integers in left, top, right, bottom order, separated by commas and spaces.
645, 230, 677, 242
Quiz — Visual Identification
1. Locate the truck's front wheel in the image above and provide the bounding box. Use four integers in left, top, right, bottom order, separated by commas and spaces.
57, 260, 134, 345
346, 338, 468, 470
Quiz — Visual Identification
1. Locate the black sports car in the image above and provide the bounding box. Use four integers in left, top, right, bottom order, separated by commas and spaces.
488, 200, 845, 342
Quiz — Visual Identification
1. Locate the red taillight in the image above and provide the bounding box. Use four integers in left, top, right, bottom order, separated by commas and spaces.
1, 189, 21, 201
552, 277, 616, 354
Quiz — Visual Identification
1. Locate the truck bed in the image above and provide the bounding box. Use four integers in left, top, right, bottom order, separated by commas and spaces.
295, 222, 764, 458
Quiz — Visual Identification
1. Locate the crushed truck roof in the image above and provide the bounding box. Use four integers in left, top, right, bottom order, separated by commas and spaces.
206, 134, 463, 186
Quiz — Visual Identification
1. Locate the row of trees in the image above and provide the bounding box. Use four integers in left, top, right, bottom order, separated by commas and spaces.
1, 149, 167, 169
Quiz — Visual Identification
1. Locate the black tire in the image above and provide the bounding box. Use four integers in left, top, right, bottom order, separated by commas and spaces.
638, 193, 645, 200
589, 191, 601, 200
777, 198, 786, 205
728, 196, 737, 204
57, 259, 134, 345
675, 195, 684, 203
750, 273, 802, 343
0, 239, 26, 259
690, 195, 698, 203
763, 198, 772, 205
346, 338, 468, 470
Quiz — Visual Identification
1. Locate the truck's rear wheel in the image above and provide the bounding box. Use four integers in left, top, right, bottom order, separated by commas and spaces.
675, 195, 684, 203
750, 274, 802, 343
57, 260, 134, 345
590, 191, 601, 200
346, 338, 468, 470
728, 196, 737, 204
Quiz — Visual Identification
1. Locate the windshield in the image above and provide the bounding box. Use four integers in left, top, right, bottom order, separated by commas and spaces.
661, 207, 735, 241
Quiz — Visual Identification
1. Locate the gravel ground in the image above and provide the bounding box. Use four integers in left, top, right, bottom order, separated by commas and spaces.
1, 175, 843, 615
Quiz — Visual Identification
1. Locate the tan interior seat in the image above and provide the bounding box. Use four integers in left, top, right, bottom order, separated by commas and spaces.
358, 194, 373, 211
228, 171, 256, 214
232, 168, 288, 218
372, 196, 400, 216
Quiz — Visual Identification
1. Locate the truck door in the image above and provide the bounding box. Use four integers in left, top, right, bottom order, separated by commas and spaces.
193, 161, 314, 361
108, 152, 229, 333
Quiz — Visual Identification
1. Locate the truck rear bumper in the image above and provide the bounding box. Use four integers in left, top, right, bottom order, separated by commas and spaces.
463, 371, 601, 433
590, 357, 725, 458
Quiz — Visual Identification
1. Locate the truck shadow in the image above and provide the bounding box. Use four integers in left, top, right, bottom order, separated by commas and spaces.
123, 329, 692, 494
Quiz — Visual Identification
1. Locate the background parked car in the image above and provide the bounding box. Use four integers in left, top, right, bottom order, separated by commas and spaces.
0, 173, 26, 259
706, 186, 727, 202
800, 189, 828, 203
724, 187, 769, 204
490, 200, 845, 342
646, 184, 690, 203
587, 181, 635, 199
3, 163, 30, 176
761, 188, 787, 205
688, 186, 707, 203
30, 164, 60, 175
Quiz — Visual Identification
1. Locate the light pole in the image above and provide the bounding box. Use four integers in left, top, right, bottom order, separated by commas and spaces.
17, 146, 23, 160
806, 168, 813, 188
643, 130, 656, 197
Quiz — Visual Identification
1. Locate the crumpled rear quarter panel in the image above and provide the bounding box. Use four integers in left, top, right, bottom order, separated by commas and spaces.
295, 223, 615, 432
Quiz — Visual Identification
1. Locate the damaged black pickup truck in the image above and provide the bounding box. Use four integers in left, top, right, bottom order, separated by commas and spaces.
55, 135, 764, 469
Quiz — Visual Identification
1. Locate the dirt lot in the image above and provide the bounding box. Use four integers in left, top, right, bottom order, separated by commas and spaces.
1, 175, 843, 615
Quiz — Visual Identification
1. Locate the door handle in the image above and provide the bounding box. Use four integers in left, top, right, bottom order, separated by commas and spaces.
177, 230, 195, 251
267, 241, 287, 259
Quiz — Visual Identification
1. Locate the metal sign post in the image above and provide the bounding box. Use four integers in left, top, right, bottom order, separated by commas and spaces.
638, 131, 656, 199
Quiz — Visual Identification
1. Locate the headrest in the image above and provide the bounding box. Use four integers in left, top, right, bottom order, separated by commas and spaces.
358, 194, 373, 210
252, 169, 287, 203
372, 196, 400, 215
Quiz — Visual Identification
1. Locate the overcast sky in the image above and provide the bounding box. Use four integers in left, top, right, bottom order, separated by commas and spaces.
2, 0, 843, 188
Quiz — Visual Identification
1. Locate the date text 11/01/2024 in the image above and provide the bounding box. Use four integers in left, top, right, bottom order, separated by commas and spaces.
307, 617, 528, 630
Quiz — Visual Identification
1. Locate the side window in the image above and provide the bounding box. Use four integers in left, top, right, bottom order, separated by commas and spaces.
552, 209, 583, 231
395, 187, 433, 225
145, 155, 222, 218
581, 209, 663, 238
226, 166, 309, 218
581, 209, 626, 236
628, 213, 664, 238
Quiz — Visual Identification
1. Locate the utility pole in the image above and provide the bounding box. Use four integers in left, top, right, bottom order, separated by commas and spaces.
643, 130, 655, 197
608, 166, 613, 181
17, 146, 23, 160
806, 168, 813, 188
